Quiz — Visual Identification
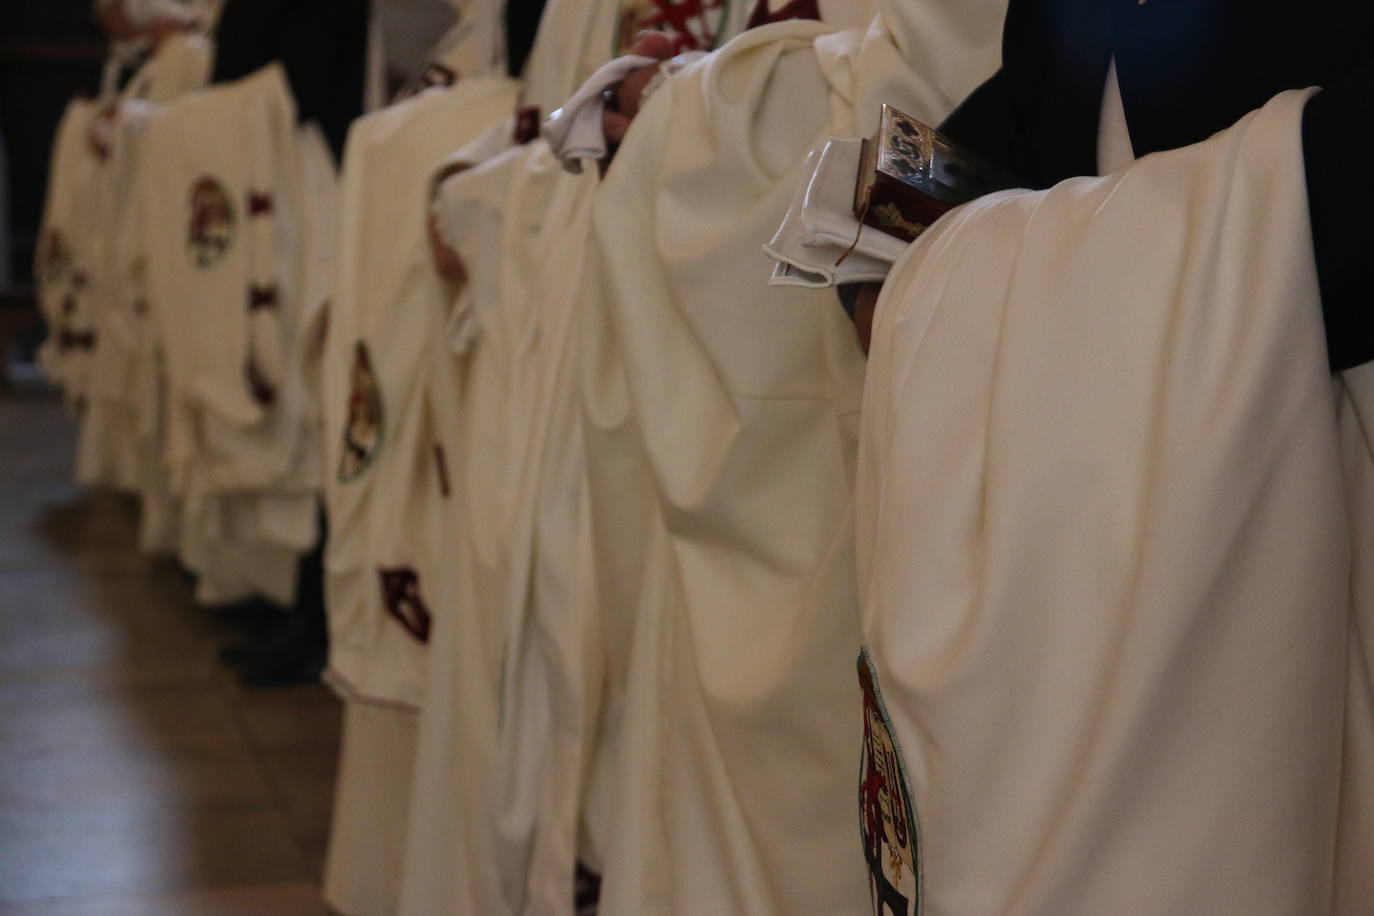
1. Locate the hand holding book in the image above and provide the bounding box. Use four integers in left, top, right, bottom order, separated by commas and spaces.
855, 104, 1022, 243
764, 104, 1024, 354
764, 104, 1023, 290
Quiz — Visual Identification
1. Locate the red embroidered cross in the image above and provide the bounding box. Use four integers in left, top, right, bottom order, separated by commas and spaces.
640, 0, 722, 52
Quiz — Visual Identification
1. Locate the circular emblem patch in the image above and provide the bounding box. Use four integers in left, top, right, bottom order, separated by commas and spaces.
858, 648, 921, 915
186, 176, 236, 269
338, 341, 384, 483
614, 0, 727, 55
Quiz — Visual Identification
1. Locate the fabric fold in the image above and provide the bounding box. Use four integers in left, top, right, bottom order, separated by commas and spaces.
856, 88, 1370, 913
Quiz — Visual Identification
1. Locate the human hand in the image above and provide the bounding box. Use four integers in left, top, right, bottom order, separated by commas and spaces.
428, 213, 468, 288
600, 31, 675, 164
96, 2, 194, 43
850, 283, 882, 356
147, 15, 196, 48
427, 162, 475, 288
86, 102, 117, 160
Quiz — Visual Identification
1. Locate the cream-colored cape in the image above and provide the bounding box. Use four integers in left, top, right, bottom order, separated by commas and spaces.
331, 4, 619, 914
398, 1, 779, 912
319, 68, 519, 916
396, 139, 602, 916
37, 99, 106, 413
576, 2, 1002, 912
321, 75, 517, 711
857, 89, 1373, 914
72, 37, 216, 547
136, 65, 319, 605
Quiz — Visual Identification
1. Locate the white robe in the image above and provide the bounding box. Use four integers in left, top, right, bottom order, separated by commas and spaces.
73, 36, 214, 519
36, 100, 105, 406
318, 73, 517, 916
76, 101, 161, 499
387, 0, 508, 102
397, 139, 600, 916
576, 3, 1002, 912
399, 1, 774, 911
855, 88, 1373, 915
138, 64, 319, 605
327, 1, 631, 912
321, 74, 517, 711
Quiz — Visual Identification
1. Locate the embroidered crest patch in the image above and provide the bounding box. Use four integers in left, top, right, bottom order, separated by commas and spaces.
614, 0, 727, 55
187, 176, 236, 269
858, 648, 921, 915
338, 341, 383, 483
379, 568, 432, 643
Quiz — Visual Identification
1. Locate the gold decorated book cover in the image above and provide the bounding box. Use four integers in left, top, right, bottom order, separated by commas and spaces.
854, 104, 1021, 243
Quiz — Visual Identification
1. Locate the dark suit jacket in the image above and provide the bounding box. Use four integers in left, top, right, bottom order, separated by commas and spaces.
940, 0, 1373, 370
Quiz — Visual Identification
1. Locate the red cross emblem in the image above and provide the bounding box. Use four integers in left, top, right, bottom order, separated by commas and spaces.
616, 0, 725, 55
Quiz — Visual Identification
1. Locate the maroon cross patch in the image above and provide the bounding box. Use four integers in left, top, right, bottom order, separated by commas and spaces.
620, 0, 724, 54
247, 191, 275, 216
248, 284, 279, 311
379, 568, 432, 644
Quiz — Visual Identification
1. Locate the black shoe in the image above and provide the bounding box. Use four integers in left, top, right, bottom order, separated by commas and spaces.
234, 534, 329, 688
230, 605, 328, 687
217, 606, 292, 667
236, 644, 326, 687
218, 636, 267, 667
208, 597, 283, 630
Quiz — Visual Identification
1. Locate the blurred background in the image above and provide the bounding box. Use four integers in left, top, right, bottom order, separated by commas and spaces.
1, 0, 105, 380
0, 5, 351, 913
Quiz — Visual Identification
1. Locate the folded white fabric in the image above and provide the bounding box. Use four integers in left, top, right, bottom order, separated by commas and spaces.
541, 55, 658, 173
763, 138, 908, 288
429, 118, 523, 254
855, 88, 1374, 913
543, 52, 705, 173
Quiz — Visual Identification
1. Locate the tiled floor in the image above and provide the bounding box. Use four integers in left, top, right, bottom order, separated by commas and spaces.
0, 384, 340, 915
